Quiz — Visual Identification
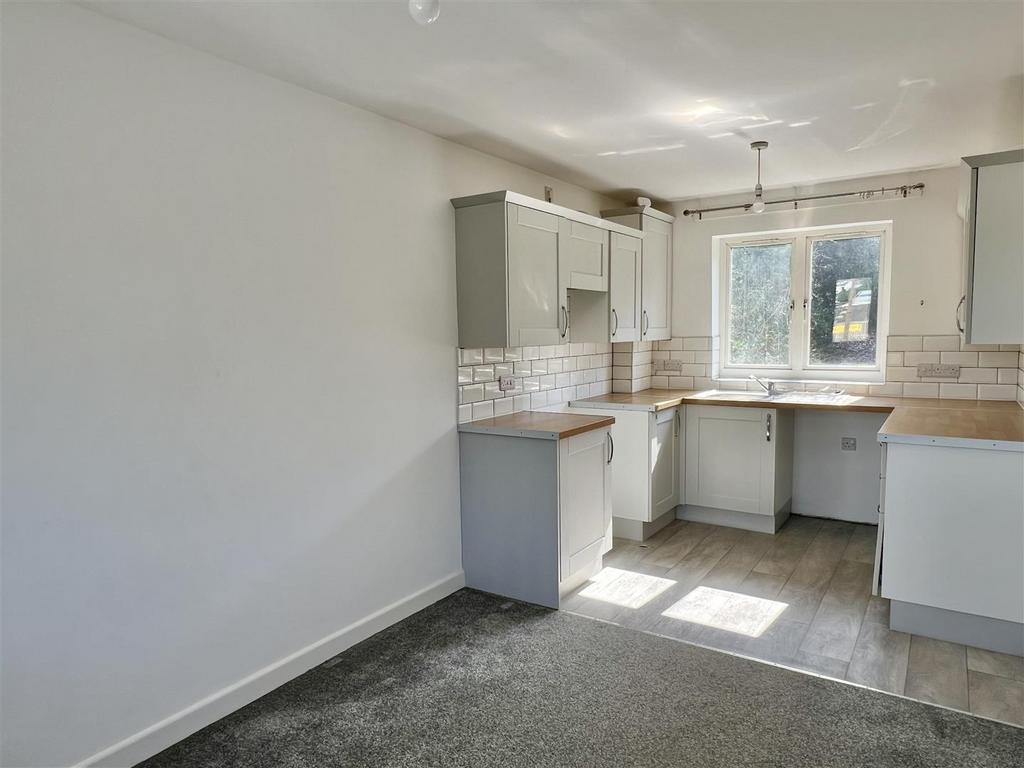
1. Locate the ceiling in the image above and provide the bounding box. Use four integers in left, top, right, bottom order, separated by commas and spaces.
88, 1, 1024, 201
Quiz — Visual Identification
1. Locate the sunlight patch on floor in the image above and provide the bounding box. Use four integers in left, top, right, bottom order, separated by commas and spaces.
661, 586, 787, 637
578, 567, 676, 609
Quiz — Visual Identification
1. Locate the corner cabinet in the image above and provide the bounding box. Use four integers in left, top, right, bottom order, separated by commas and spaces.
602, 206, 674, 341
567, 404, 681, 540
459, 417, 613, 609
683, 405, 793, 533
957, 150, 1024, 344
453, 191, 639, 349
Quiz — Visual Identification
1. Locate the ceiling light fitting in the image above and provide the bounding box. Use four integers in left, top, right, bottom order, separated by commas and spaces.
409, 0, 440, 25
750, 141, 768, 213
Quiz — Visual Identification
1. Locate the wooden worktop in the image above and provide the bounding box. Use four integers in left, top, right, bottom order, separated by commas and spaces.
458, 411, 615, 441
878, 407, 1024, 451
572, 388, 1024, 447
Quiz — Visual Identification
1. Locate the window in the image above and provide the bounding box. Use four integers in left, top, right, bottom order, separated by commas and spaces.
718, 222, 890, 382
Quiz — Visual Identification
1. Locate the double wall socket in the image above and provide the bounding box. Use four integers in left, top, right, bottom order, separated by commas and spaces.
917, 363, 960, 378
662, 359, 684, 371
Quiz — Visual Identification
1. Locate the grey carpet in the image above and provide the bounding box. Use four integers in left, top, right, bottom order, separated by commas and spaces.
138, 589, 1023, 768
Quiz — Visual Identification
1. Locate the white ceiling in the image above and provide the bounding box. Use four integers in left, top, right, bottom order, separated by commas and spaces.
88, 0, 1024, 201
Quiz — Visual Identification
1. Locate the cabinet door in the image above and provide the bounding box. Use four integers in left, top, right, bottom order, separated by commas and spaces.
967, 161, 1024, 344
609, 232, 642, 342
685, 406, 775, 515
641, 216, 672, 341
559, 428, 612, 580
650, 408, 679, 518
559, 218, 609, 294
507, 204, 561, 347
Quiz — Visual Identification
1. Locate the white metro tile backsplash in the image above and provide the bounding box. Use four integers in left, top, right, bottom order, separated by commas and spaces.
457, 343, 613, 423
646, 334, 1020, 402
878, 336, 1020, 400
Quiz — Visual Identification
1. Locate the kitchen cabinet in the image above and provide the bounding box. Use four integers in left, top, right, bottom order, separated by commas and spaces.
957, 150, 1024, 344
878, 438, 1024, 655
458, 412, 613, 608
567, 403, 680, 541
608, 231, 642, 342
602, 206, 674, 341
683, 405, 793, 533
452, 191, 638, 349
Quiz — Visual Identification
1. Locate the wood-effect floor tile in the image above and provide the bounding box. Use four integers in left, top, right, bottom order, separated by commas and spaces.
846, 621, 911, 695
863, 595, 890, 626
966, 646, 1024, 682
798, 560, 873, 662
905, 636, 969, 711
842, 524, 878, 564
968, 670, 1024, 726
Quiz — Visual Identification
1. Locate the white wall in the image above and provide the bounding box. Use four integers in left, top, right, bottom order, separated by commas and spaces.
670, 166, 965, 338
791, 411, 887, 524
0, 4, 619, 767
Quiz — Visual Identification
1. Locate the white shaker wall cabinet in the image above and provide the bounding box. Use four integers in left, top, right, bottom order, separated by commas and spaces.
453, 191, 639, 349
609, 232, 643, 342
459, 421, 613, 609
958, 150, 1024, 344
683, 405, 794, 533
602, 206, 674, 342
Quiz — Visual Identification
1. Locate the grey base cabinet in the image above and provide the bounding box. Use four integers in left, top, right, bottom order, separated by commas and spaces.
459, 427, 612, 608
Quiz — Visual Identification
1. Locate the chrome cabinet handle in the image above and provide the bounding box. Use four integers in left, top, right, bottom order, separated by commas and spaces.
766, 413, 772, 442
606, 432, 614, 464
611, 308, 619, 337
956, 295, 966, 334
559, 305, 568, 338
642, 309, 649, 336
675, 409, 680, 437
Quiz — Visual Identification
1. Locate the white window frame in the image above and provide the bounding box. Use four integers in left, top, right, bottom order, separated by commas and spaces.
715, 221, 892, 384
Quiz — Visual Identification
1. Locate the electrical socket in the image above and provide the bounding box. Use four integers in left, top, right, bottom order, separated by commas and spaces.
498, 375, 515, 392
661, 359, 684, 371
917, 363, 960, 378
841, 437, 857, 451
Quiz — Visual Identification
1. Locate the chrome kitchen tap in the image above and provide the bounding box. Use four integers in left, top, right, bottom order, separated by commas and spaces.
749, 375, 778, 397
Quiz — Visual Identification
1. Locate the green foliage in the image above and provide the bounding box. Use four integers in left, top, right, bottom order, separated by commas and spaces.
808, 237, 880, 366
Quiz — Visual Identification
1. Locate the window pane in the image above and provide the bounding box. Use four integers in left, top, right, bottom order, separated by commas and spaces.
728, 243, 792, 366
808, 235, 881, 367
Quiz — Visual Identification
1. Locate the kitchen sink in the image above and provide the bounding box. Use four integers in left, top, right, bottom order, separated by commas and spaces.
689, 390, 773, 402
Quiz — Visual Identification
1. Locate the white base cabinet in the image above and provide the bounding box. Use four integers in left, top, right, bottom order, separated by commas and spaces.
459, 426, 612, 608
568, 405, 680, 538
683, 405, 793, 533
879, 440, 1024, 652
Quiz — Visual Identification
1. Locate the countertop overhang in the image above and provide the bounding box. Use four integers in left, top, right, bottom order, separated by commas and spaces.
458, 411, 615, 441
571, 389, 1024, 450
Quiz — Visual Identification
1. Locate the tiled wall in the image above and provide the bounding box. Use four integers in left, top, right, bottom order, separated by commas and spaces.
456, 343, 612, 423
648, 336, 720, 391
456, 335, 1021, 422
881, 335, 1020, 400
610, 341, 652, 393
1017, 351, 1024, 405
645, 334, 1021, 400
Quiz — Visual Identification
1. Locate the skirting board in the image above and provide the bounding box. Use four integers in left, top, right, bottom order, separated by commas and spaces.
75, 570, 465, 768
612, 509, 677, 542
679, 501, 791, 534
890, 599, 1024, 656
